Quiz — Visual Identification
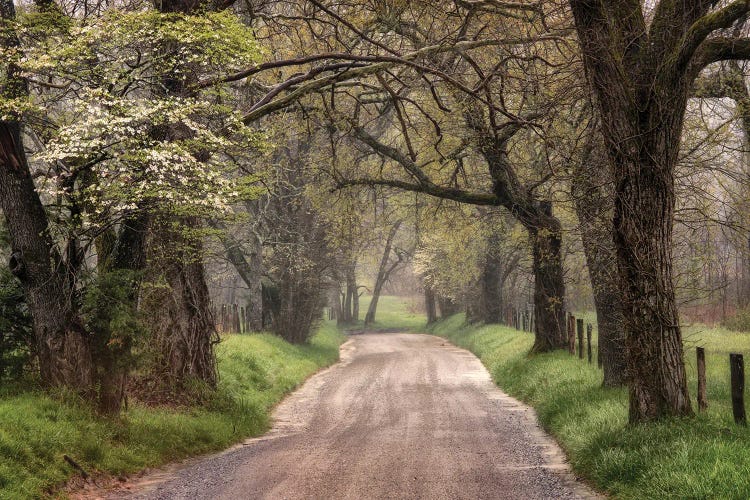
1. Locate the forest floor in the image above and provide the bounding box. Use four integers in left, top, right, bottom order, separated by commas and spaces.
98, 333, 597, 500
430, 314, 750, 499
0, 323, 344, 499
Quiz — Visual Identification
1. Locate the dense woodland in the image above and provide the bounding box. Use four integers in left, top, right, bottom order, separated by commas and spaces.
2, 0, 750, 429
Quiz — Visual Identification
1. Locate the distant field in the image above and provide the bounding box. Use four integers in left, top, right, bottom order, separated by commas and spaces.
0, 323, 344, 499
343, 295, 428, 332
429, 314, 750, 499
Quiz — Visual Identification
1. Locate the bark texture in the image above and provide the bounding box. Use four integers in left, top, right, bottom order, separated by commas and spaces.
0, 0, 93, 393
568, 0, 712, 420
572, 137, 626, 387
145, 219, 218, 386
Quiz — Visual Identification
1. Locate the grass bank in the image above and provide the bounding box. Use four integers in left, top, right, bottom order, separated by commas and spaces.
0, 322, 344, 499
429, 314, 750, 499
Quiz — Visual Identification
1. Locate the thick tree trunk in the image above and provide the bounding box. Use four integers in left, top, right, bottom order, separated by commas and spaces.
92, 214, 150, 414
573, 142, 626, 387
478, 135, 567, 352
365, 222, 401, 326
0, 123, 93, 392
145, 218, 218, 387
0, 1, 92, 393
569, 0, 693, 422
528, 203, 567, 353
614, 156, 692, 421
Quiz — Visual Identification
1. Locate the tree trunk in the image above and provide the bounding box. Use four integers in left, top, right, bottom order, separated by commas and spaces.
331, 287, 343, 323
365, 222, 401, 326
424, 285, 437, 324
478, 233, 503, 324
569, 0, 694, 421
344, 263, 359, 323
528, 203, 567, 353
341, 265, 353, 323
145, 218, 218, 387
0, 0, 93, 393
218, 227, 263, 331
92, 214, 150, 414
0, 123, 94, 392
614, 155, 692, 421
572, 140, 626, 387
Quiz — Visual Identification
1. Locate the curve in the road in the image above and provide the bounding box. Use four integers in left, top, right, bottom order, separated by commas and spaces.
107, 333, 599, 500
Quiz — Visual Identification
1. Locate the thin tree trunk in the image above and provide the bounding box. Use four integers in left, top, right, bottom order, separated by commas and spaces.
478, 233, 503, 324
343, 270, 354, 323
218, 226, 263, 331
365, 222, 401, 326
425, 285, 437, 324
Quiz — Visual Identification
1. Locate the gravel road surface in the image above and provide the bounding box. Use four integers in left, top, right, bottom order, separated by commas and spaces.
107, 333, 598, 500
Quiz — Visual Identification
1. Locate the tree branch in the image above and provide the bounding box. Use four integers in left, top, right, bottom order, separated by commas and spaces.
677, 1, 750, 70
694, 37, 750, 69
334, 178, 499, 206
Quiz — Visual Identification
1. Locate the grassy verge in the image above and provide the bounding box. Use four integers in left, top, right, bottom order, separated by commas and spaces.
429, 314, 750, 499
0, 322, 344, 499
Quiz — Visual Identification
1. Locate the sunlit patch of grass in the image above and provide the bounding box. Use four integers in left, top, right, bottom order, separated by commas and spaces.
0, 322, 344, 499
346, 295, 427, 332
429, 314, 750, 499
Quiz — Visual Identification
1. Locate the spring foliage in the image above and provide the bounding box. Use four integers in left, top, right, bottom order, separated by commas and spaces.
2, 9, 264, 230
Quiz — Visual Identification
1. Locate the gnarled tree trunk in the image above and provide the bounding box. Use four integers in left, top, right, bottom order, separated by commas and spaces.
570, 0, 694, 420
0, 38, 93, 393
145, 218, 218, 387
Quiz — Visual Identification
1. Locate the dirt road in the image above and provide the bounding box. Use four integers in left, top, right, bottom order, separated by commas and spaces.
110, 333, 597, 499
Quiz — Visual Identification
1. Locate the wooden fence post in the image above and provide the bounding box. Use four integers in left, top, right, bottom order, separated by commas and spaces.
730, 353, 746, 425
696, 347, 707, 412
586, 324, 593, 364
219, 304, 227, 333
577, 318, 584, 359
567, 313, 575, 355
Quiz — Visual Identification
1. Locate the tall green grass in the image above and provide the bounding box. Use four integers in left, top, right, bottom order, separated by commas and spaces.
0, 322, 344, 499
429, 314, 750, 499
